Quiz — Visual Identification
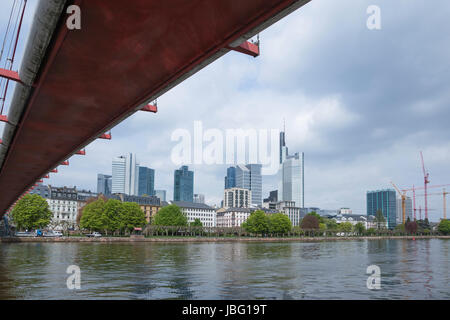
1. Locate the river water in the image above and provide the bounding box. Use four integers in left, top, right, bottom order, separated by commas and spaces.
0, 239, 448, 299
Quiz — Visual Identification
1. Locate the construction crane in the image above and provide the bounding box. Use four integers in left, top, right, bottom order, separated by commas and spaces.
401, 184, 450, 221
416, 189, 449, 220
391, 181, 407, 224
420, 151, 430, 220
444, 188, 448, 220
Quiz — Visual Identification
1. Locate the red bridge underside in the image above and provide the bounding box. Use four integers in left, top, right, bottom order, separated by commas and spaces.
0, 0, 308, 214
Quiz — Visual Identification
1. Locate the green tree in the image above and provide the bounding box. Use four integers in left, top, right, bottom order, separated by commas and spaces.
153, 204, 187, 226
242, 210, 269, 235
339, 222, 353, 233
354, 222, 365, 235
120, 202, 147, 233
268, 213, 292, 234
375, 209, 386, 229
300, 214, 319, 229
190, 218, 203, 227
395, 224, 405, 234
80, 198, 106, 231
77, 194, 107, 228
103, 199, 123, 234
437, 220, 450, 235
11, 194, 52, 230
307, 212, 325, 224
325, 219, 338, 230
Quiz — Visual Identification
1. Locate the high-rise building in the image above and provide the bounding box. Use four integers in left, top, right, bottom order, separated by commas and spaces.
396, 197, 413, 223
233, 164, 262, 206
278, 129, 304, 208
224, 187, 251, 208
263, 190, 278, 209
174, 165, 194, 202
264, 190, 278, 203
280, 131, 288, 164
154, 189, 166, 201
193, 193, 205, 204
278, 152, 304, 208
224, 167, 236, 189
138, 166, 155, 196
112, 153, 139, 195
97, 174, 112, 195
366, 189, 397, 229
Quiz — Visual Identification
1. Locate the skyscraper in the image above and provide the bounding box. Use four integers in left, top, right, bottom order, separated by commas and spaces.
97, 174, 112, 195
367, 189, 397, 229
396, 197, 413, 223
280, 131, 288, 164
174, 165, 194, 202
278, 130, 304, 208
112, 153, 139, 195
193, 193, 205, 204
278, 152, 304, 208
224, 166, 236, 189
154, 189, 167, 201
138, 166, 155, 196
234, 164, 262, 206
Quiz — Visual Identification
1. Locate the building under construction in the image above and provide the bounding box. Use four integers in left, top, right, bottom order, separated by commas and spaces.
366, 189, 397, 229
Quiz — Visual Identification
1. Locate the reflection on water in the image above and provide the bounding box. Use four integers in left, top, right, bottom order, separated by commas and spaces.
0, 240, 448, 300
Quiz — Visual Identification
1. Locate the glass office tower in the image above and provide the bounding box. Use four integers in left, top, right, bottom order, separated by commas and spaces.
97, 174, 112, 195
367, 189, 397, 229
234, 164, 262, 206
224, 166, 236, 189
112, 153, 139, 195
138, 166, 155, 196
174, 165, 194, 202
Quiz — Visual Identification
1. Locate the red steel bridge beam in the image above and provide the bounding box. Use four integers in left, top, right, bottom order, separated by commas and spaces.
0, 69, 22, 84
0, 0, 312, 216
227, 41, 260, 57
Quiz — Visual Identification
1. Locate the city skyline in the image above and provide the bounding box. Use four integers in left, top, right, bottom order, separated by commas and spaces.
10, 0, 450, 222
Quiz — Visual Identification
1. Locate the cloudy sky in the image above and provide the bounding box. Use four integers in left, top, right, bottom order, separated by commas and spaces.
1, 0, 450, 221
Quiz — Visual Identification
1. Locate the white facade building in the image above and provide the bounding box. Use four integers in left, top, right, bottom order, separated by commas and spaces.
333, 214, 387, 229
216, 208, 251, 228
276, 201, 301, 226
171, 201, 216, 227
46, 186, 78, 230
47, 198, 78, 229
